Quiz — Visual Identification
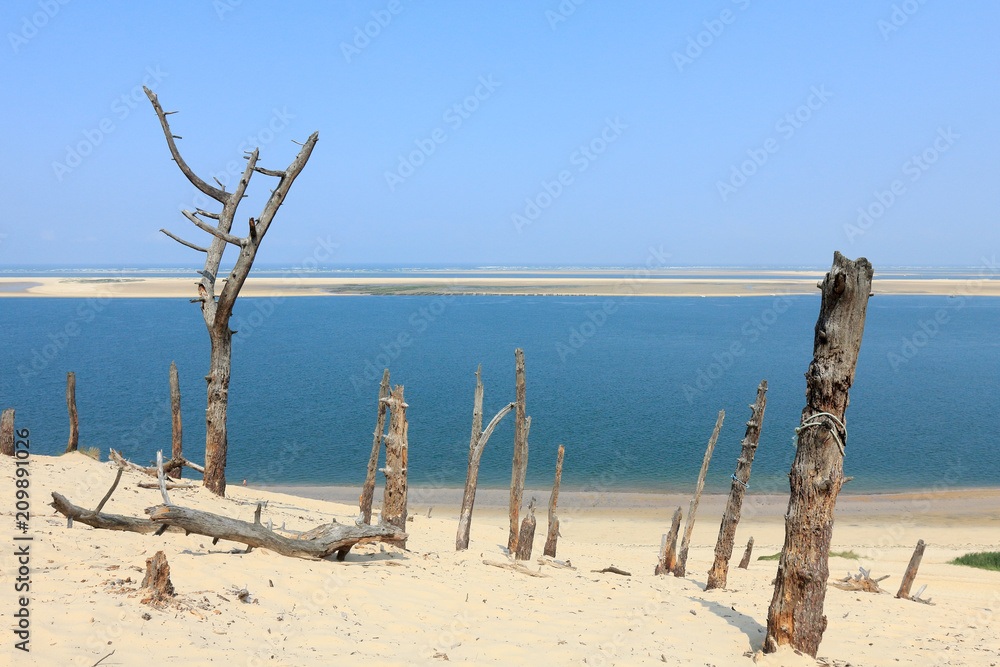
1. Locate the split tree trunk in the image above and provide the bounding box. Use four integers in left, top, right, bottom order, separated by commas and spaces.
765, 251, 873, 657
361, 369, 390, 524
456, 400, 515, 550
674, 410, 724, 577
543, 445, 565, 558
169, 361, 183, 480
382, 385, 409, 538
508, 348, 528, 552
65, 371, 78, 453
0, 408, 14, 457
738, 537, 754, 569
706, 380, 768, 590
655, 507, 683, 575
515, 501, 536, 561
896, 540, 926, 599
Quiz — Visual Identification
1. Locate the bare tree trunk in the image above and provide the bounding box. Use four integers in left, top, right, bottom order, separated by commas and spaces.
515, 500, 536, 561
456, 401, 515, 550
738, 537, 754, 569
382, 385, 408, 539
765, 251, 873, 657
543, 445, 565, 558
508, 348, 528, 552
361, 369, 390, 524
706, 381, 768, 590
204, 329, 232, 495
674, 410, 724, 577
896, 540, 926, 599
0, 408, 13, 457
655, 507, 683, 575
65, 372, 79, 453
169, 361, 183, 480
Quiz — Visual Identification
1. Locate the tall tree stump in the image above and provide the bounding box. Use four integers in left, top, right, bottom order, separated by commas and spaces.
66, 371, 79, 453
361, 369, 390, 524
515, 500, 537, 561
543, 445, 565, 558
896, 539, 926, 599
706, 380, 768, 590
141, 550, 175, 604
508, 348, 528, 553
169, 361, 183, 480
0, 409, 14, 457
674, 410, 724, 577
382, 385, 409, 542
655, 507, 683, 575
765, 251, 873, 657
737, 537, 754, 569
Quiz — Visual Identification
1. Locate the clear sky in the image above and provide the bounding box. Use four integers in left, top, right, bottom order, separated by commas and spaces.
1, 1, 997, 268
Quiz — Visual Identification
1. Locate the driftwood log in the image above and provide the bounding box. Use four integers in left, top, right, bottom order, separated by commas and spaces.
706, 380, 768, 590
66, 371, 79, 453
382, 385, 409, 538
543, 444, 565, 558
737, 537, 754, 569
830, 567, 888, 593
51, 492, 182, 534
360, 369, 390, 524
456, 400, 515, 550
508, 348, 529, 552
674, 410, 724, 577
655, 507, 683, 575
110, 448, 205, 476
896, 539, 926, 599
765, 251, 874, 657
0, 408, 13, 457
169, 361, 183, 480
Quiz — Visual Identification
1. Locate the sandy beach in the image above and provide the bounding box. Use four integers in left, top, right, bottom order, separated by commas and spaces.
2, 272, 1000, 298
5, 452, 999, 666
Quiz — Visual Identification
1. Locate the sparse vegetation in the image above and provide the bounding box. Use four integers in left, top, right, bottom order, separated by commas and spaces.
81, 446, 100, 461
950, 552, 1000, 572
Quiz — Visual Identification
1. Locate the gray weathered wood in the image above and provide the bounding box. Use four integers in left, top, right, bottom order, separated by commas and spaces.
896, 539, 926, 599
508, 348, 528, 552
66, 371, 79, 453
169, 361, 183, 480
765, 251, 874, 657
0, 408, 13, 457
515, 500, 537, 561
706, 380, 768, 590
361, 369, 390, 524
737, 537, 754, 569
382, 385, 408, 539
456, 400, 516, 550
656, 507, 683, 575
674, 410, 724, 577
109, 448, 205, 476
543, 445, 565, 558
50, 492, 183, 534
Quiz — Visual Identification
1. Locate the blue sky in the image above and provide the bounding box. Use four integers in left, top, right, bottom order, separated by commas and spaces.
1, 1, 996, 268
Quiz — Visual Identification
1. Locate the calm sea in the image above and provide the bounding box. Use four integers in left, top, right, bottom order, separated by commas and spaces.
1, 294, 996, 494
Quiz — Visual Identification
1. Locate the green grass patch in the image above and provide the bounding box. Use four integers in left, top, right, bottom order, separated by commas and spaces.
758, 550, 859, 562
757, 553, 781, 561
950, 552, 1000, 572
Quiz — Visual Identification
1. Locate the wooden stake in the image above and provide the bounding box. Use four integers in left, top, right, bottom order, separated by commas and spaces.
655, 507, 682, 575
508, 348, 528, 553
737, 537, 754, 569
896, 539, 926, 599
706, 380, 768, 590
169, 361, 183, 480
673, 410, 724, 577
382, 385, 409, 540
515, 500, 537, 561
456, 399, 515, 550
765, 251, 874, 657
543, 445, 565, 558
361, 369, 390, 524
66, 372, 79, 453
0, 408, 13, 457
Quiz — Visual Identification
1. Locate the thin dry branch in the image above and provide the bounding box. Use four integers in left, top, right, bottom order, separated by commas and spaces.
160, 228, 208, 253
182, 210, 246, 247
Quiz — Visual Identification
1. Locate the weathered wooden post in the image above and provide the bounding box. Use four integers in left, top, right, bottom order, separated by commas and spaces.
706, 380, 768, 590
515, 499, 537, 561
361, 370, 390, 524
382, 385, 408, 541
168, 361, 183, 480
896, 539, 926, 599
674, 410, 724, 577
456, 399, 515, 550
655, 507, 683, 575
65, 371, 79, 453
765, 251, 873, 657
737, 537, 754, 569
508, 348, 528, 553
0, 408, 14, 457
543, 445, 565, 558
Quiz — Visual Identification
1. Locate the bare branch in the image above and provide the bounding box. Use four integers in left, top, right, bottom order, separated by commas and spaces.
212, 176, 227, 191
182, 210, 246, 247
160, 229, 208, 253
254, 166, 285, 178
143, 87, 228, 203
195, 208, 221, 220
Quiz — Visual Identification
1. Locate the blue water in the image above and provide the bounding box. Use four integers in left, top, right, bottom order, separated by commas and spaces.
1, 295, 996, 494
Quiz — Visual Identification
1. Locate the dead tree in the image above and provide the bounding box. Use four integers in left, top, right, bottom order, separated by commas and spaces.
141, 551, 175, 604
456, 400, 515, 550
109, 448, 205, 477
655, 507, 683, 575
706, 380, 768, 590
674, 410, 724, 577
896, 539, 926, 600
144, 86, 318, 496
543, 445, 565, 558
515, 499, 537, 561
508, 348, 529, 552
66, 371, 78, 453
765, 251, 873, 657
0, 408, 13, 457
169, 361, 183, 480
737, 537, 754, 569
382, 385, 408, 538
360, 369, 390, 524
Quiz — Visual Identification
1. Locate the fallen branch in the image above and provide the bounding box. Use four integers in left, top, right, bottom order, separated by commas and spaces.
51, 492, 184, 534
482, 559, 548, 578
537, 555, 576, 570
110, 448, 205, 476
137, 481, 196, 490
592, 566, 631, 576
830, 567, 889, 593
